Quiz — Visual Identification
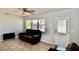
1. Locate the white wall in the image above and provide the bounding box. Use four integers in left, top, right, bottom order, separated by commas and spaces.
0, 14, 23, 40
1, 9, 79, 47
25, 9, 79, 47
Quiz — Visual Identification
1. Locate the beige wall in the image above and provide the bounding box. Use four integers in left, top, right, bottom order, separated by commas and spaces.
0, 14, 23, 40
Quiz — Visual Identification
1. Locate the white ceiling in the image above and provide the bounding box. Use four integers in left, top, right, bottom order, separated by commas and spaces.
0, 8, 69, 16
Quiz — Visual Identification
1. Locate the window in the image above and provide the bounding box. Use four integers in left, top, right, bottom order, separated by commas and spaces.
57, 19, 66, 33
25, 19, 46, 32
25, 20, 32, 29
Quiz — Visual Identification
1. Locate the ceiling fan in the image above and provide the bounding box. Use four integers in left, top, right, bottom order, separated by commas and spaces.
19, 8, 35, 14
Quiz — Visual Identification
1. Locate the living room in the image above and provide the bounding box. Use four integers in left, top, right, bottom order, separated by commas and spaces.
0, 8, 79, 51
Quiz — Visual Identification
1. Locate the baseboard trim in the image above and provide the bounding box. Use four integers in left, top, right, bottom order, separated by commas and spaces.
41, 40, 55, 45
0, 39, 3, 41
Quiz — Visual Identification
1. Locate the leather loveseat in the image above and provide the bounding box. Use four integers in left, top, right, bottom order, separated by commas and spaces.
18, 29, 42, 44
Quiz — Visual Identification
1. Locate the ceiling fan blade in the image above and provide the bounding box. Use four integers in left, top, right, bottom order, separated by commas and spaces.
30, 10, 35, 12
29, 12, 35, 14
27, 10, 35, 12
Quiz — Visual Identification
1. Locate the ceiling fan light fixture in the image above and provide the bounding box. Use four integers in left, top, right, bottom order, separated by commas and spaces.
19, 8, 36, 15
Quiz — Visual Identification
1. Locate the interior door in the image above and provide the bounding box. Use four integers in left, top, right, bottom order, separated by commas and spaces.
54, 17, 70, 47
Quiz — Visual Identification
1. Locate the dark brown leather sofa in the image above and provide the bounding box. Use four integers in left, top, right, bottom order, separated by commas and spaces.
18, 29, 42, 44
66, 43, 79, 51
